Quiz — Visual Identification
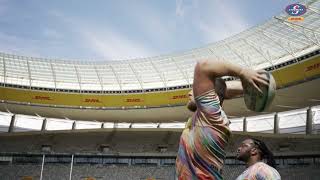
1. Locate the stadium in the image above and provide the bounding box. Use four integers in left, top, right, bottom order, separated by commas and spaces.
0, 1, 320, 180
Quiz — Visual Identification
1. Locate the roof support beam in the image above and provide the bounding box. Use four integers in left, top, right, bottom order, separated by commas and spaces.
242, 38, 289, 88
26, 57, 32, 88
208, 48, 220, 59
225, 44, 252, 68
274, 16, 320, 47
49, 61, 57, 91
259, 30, 297, 60
93, 65, 104, 92
2, 54, 6, 86
210, 46, 230, 62
171, 57, 190, 85
274, 16, 320, 34
287, 23, 319, 47
129, 63, 144, 91
242, 39, 275, 69
110, 65, 122, 91
150, 60, 167, 89
307, 5, 320, 15
74, 65, 82, 92
266, 25, 310, 47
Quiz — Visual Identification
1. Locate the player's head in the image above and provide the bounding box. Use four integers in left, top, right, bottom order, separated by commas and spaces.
236, 138, 276, 168
187, 90, 197, 112
187, 78, 226, 112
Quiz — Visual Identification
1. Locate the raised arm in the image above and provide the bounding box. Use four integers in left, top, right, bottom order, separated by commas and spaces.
193, 59, 267, 98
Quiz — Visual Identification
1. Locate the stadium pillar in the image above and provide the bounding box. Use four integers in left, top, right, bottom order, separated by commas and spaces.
8, 114, 15, 133
40, 154, 45, 180
306, 107, 313, 135
72, 121, 76, 130
69, 154, 74, 180
274, 113, 279, 134
41, 118, 47, 132
243, 117, 247, 132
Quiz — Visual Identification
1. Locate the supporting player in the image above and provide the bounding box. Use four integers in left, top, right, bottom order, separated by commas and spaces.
236, 138, 281, 180
175, 59, 268, 180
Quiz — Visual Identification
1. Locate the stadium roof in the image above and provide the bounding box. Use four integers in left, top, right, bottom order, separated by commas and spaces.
0, 0, 319, 91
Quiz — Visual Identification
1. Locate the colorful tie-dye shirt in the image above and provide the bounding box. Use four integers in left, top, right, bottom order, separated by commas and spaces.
176, 90, 231, 180
236, 162, 281, 180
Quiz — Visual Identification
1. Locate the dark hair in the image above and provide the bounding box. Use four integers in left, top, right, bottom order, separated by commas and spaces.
251, 138, 277, 168
214, 78, 226, 105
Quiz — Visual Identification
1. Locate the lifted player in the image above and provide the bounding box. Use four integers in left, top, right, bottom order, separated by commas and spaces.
176, 59, 268, 180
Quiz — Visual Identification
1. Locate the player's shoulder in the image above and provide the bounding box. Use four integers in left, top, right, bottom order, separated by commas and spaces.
254, 162, 281, 179
253, 162, 274, 171
194, 89, 218, 100
194, 89, 220, 108
254, 162, 269, 168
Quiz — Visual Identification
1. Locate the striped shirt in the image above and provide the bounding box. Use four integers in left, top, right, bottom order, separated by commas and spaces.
176, 90, 231, 180
236, 162, 281, 180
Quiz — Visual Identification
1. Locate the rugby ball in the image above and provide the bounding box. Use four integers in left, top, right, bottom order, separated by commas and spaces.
244, 72, 276, 112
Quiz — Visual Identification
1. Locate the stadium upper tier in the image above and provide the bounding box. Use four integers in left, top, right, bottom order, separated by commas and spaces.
0, 0, 319, 91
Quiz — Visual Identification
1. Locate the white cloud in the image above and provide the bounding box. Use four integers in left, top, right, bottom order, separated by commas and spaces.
124, 2, 175, 48
81, 30, 156, 60
176, 0, 185, 17
176, 0, 250, 43
49, 10, 156, 60
175, 0, 198, 18
198, 22, 231, 42
199, 1, 249, 42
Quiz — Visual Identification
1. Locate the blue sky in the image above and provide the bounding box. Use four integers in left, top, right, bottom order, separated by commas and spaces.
0, 0, 296, 61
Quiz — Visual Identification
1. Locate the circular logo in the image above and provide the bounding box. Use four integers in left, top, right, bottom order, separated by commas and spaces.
285, 4, 307, 16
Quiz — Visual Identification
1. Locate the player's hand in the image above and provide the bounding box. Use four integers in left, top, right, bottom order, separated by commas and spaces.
239, 69, 269, 93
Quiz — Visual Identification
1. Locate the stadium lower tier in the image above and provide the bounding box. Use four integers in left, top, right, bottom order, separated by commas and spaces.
1, 130, 320, 155
1, 126, 319, 179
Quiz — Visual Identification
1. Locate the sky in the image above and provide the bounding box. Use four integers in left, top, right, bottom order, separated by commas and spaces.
0, 0, 296, 61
